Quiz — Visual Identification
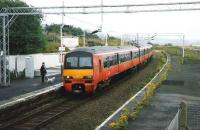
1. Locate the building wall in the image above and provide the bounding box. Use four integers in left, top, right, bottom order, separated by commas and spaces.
9, 53, 61, 72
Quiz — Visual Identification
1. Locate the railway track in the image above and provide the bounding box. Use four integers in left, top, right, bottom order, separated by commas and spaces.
1, 96, 90, 130
0, 61, 150, 130
11, 98, 89, 130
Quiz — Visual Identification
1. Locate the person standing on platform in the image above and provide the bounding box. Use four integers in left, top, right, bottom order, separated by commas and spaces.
40, 62, 47, 83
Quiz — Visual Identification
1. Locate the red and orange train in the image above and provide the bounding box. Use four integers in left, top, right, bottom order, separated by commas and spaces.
63, 45, 153, 94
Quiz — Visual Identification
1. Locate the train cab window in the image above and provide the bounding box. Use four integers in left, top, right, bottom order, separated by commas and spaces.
66, 57, 78, 68
79, 57, 92, 69
65, 56, 92, 69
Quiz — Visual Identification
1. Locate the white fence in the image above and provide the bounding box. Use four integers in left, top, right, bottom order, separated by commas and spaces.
165, 110, 179, 130
9, 53, 61, 72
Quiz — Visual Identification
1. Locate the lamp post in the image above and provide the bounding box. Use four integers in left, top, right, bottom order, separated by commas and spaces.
105, 34, 108, 46
136, 33, 139, 45
83, 31, 86, 47
121, 34, 123, 46
182, 35, 185, 58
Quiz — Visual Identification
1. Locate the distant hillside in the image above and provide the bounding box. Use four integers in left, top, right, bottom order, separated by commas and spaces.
43, 24, 122, 52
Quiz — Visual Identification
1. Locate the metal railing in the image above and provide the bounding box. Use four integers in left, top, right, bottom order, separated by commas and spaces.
166, 102, 200, 130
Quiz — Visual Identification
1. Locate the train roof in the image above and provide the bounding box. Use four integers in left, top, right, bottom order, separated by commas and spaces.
69, 45, 152, 54
69, 46, 136, 54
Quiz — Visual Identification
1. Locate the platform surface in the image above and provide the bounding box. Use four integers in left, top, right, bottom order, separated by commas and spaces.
127, 56, 200, 130
0, 67, 62, 104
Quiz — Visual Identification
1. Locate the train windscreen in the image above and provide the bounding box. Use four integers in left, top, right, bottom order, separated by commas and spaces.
65, 56, 93, 69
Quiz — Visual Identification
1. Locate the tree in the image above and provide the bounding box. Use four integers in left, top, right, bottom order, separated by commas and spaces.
0, 0, 47, 54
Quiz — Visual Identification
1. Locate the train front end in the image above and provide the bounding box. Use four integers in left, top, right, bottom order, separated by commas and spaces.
63, 51, 95, 94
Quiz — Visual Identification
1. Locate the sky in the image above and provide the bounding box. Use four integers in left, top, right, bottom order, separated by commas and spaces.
22, 0, 200, 45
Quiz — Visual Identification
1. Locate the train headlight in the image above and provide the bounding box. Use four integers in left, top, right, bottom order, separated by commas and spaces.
83, 75, 93, 79
64, 76, 73, 79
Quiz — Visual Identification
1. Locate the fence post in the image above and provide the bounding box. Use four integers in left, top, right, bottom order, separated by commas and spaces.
179, 101, 187, 130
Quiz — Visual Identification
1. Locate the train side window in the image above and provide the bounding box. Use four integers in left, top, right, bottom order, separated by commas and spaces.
124, 54, 127, 62
112, 55, 117, 65
113, 55, 116, 65
141, 50, 143, 56
117, 54, 120, 64
109, 56, 113, 67
131, 51, 133, 59
132, 51, 134, 59
129, 52, 132, 60
104, 57, 108, 68
121, 54, 125, 62
119, 54, 122, 63
107, 57, 110, 67
126, 53, 129, 61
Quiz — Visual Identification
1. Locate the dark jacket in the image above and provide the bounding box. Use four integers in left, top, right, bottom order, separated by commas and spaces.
40, 65, 47, 76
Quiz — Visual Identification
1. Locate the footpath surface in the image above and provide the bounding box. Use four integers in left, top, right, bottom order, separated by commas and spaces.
127, 56, 200, 130
0, 67, 62, 102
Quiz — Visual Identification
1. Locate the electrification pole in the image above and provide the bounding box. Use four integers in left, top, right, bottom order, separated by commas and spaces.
60, 1, 64, 75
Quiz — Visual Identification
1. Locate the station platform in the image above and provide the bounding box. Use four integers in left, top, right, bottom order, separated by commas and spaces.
0, 67, 62, 107
127, 56, 200, 130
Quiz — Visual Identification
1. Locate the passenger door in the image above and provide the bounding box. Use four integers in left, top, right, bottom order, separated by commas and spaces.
99, 59, 102, 81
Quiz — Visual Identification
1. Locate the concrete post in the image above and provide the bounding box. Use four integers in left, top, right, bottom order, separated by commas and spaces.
179, 101, 187, 130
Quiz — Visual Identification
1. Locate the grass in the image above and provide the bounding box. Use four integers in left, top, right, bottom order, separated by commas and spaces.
109, 51, 170, 130
155, 46, 200, 64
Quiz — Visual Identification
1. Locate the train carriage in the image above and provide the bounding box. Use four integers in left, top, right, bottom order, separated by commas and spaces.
63, 45, 153, 94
